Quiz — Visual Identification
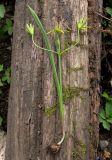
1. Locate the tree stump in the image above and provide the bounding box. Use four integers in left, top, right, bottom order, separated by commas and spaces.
5, 0, 102, 159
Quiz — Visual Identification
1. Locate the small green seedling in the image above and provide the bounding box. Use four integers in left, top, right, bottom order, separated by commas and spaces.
26, 5, 87, 150
99, 92, 112, 130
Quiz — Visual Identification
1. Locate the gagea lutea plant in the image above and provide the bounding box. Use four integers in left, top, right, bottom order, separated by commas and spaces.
26, 5, 87, 153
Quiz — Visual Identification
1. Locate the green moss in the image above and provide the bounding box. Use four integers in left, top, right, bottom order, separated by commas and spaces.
67, 66, 84, 73
44, 86, 88, 117
72, 139, 87, 160
44, 105, 56, 117
65, 40, 80, 48
63, 85, 88, 103
80, 143, 86, 159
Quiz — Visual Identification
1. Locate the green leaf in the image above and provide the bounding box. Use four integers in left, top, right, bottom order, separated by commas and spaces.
101, 92, 112, 102
99, 116, 105, 123
106, 7, 112, 16
102, 20, 108, 27
7, 27, 13, 35
0, 64, 3, 71
0, 4, 5, 18
0, 116, 3, 126
6, 19, 12, 26
2, 68, 11, 84
105, 101, 112, 118
107, 117, 112, 124
0, 79, 3, 87
102, 120, 110, 130
99, 109, 106, 119
3, 19, 13, 35
0, 28, 8, 39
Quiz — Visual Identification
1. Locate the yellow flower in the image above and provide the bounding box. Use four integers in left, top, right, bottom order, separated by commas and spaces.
26, 23, 34, 36
54, 26, 64, 34
77, 18, 87, 32
47, 25, 65, 35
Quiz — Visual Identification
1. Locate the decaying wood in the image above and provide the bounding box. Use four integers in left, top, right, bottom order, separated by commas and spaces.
5, 0, 102, 159
88, 0, 102, 159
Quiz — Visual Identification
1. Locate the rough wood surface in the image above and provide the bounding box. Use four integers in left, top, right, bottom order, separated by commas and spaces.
0, 131, 6, 160
5, 0, 102, 159
88, 0, 102, 159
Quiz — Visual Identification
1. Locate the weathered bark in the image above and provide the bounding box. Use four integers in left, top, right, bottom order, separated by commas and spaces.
5, 0, 102, 160
88, 0, 102, 159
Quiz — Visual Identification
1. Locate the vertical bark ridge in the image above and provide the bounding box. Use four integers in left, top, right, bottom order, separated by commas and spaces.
88, 0, 102, 159
6, 0, 44, 159
55, 0, 89, 159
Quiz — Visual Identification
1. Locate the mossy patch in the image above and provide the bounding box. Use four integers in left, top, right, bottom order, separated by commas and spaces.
63, 85, 88, 103
44, 85, 88, 117
72, 138, 87, 160
44, 105, 56, 117
67, 66, 84, 73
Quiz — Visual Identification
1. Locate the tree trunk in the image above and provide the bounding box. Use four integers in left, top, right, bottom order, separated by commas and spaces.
5, 0, 102, 160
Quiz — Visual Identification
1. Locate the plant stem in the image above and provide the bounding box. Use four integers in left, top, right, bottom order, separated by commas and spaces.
28, 6, 82, 146
55, 33, 64, 119
55, 33, 65, 144
32, 36, 57, 54
61, 29, 80, 55
57, 131, 65, 145
28, 5, 64, 120
58, 55, 63, 118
